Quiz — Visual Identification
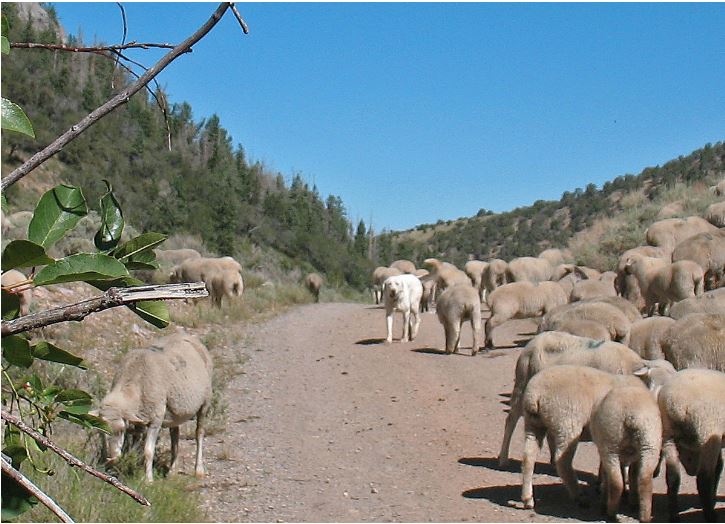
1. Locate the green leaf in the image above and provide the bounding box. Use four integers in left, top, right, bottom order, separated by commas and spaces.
33, 253, 129, 286
2, 290, 20, 320
129, 300, 170, 328
32, 341, 87, 369
1, 239, 55, 271
1, 98, 35, 138
2, 444, 28, 470
112, 232, 166, 261
1, 36, 9, 55
94, 180, 124, 251
28, 185, 87, 248
57, 412, 111, 433
2, 335, 33, 368
1, 14, 8, 37
55, 389, 92, 414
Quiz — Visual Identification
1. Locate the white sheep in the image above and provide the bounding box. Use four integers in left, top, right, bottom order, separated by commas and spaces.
520, 365, 645, 510
645, 216, 719, 255
583, 295, 643, 323
615, 246, 669, 310
390, 259, 416, 274
97, 332, 213, 481
484, 281, 568, 349
497, 331, 660, 466
624, 255, 704, 315
538, 248, 572, 268
671, 229, 725, 291
482, 258, 509, 296
506, 256, 553, 283
423, 257, 470, 292
704, 200, 725, 228
549, 319, 612, 341
539, 300, 632, 344
668, 288, 725, 319
464, 260, 489, 302
304, 272, 323, 302
383, 274, 423, 344
627, 316, 675, 360
156, 248, 202, 267
569, 271, 617, 302
209, 269, 244, 308
658, 368, 725, 522
661, 313, 725, 372
709, 179, 725, 197
590, 383, 662, 523
435, 283, 481, 356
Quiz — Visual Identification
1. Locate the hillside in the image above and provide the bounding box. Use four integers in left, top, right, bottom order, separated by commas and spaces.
379, 142, 724, 270
0, 2, 373, 289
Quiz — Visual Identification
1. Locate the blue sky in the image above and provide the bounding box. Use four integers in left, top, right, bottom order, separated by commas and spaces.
50, 2, 725, 232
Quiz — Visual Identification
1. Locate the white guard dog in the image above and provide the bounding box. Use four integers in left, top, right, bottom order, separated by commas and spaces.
383, 274, 423, 343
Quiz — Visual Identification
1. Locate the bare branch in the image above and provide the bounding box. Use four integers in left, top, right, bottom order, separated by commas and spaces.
1, 455, 75, 522
230, 4, 250, 34
10, 41, 176, 52
111, 2, 129, 87
1, 282, 208, 337
2, 2, 237, 192
2, 411, 151, 507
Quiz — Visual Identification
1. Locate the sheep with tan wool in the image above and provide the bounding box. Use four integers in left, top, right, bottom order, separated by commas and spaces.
570, 271, 617, 302
390, 259, 416, 274
668, 288, 725, 319
383, 274, 423, 344
209, 269, 244, 307
371, 266, 402, 304
482, 258, 508, 295
710, 179, 725, 196
550, 319, 612, 341
658, 368, 725, 522
423, 257, 470, 292
583, 295, 643, 323
506, 256, 553, 283
497, 331, 670, 466
662, 313, 725, 372
628, 316, 675, 360
464, 260, 489, 302
520, 365, 648, 510
590, 382, 662, 523
435, 283, 481, 356
704, 200, 725, 228
97, 332, 212, 482
156, 248, 202, 267
645, 215, 719, 254
671, 229, 725, 290
1, 269, 32, 316
539, 300, 632, 343
623, 254, 704, 315
484, 281, 568, 349
304, 272, 323, 302
615, 246, 669, 310
538, 248, 572, 268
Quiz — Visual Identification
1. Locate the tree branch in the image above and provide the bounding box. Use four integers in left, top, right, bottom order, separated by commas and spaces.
229, 3, 250, 34
1, 282, 208, 337
10, 41, 176, 52
2, 2, 238, 191
2, 411, 151, 507
1, 455, 75, 523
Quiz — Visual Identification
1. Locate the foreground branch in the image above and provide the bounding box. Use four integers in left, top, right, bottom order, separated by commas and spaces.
2, 411, 150, 507
1, 455, 74, 522
2, 2, 236, 191
10, 41, 176, 53
1, 282, 208, 337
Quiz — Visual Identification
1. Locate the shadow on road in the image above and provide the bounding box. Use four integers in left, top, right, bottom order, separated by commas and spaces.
355, 338, 387, 345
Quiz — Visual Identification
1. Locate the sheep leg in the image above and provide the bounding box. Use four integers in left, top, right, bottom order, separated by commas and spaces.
444, 319, 459, 354
194, 406, 208, 479
470, 313, 481, 356
168, 426, 180, 474
402, 310, 410, 342
696, 436, 722, 522
555, 439, 585, 505
663, 440, 682, 522
600, 456, 624, 520
637, 456, 658, 523
521, 426, 546, 509
453, 319, 464, 353
143, 424, 162, 482
498, 395, 522, 467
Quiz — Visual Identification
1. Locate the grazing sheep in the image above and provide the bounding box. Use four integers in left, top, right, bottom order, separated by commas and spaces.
413, 268, 429, 278
661, 313, 725, 372
624, 255, 704, 315
645, 216, 719, 254
506, 256, 553, 283
551, 319, 612, 341
570, 271, 617, 302
590, 383, 662, 523
615, 246, 669, 309
710, 179, 725, 197
628, 316, 676, 360
207, 269, 243, 308
464, 260, 489, 302
171, 256, 243, 306
704, 201, 725, 228
423, 257, 470, 293
304, 272, 323, 303
582, 296, 643, 323
97, 332, 213, 481
435, 283, 481, 356
156, 248, 202, 267
538, 248, 572, 268
539, 300, 632, 343
658, 368, 725, 522
390, 259, 416, 274
482, 258, 508, 295
484, 281, 568, 349
498, 331, 658, 466
383, 274, 423, 343
554, 272, 579, 300
671, 229, 725, 291
520, 365, 645, 510
668, 288, 725, 319
371, 266, 402, 304
1, 269, 32, 316
420, 276, 436, 313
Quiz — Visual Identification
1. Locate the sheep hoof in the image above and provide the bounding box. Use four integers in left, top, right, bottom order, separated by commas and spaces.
523, 498, 535, 510
498, 456, 509, 468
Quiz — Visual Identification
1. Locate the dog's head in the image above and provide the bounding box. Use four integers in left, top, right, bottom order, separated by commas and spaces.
384, 278, 404, 300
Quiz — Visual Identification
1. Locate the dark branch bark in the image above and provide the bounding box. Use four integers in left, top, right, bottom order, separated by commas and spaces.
2, 2, 234, 192
1, 282, 208, 337
230, 4, 250, 34
10, 41, 175, 52
1, 455, 75, 522
1, 411, 151, 507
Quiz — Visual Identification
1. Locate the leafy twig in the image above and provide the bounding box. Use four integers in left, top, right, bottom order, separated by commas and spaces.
1, 455, 75, 523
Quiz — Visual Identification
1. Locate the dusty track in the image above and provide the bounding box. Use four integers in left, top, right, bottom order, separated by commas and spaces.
184, 302, 723, 522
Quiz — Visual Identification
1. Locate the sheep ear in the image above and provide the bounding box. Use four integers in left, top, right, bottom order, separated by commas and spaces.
633, 366, 650, 377
126, 413, 144, 425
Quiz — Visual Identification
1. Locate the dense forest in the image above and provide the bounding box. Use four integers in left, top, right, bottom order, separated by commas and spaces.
1, 3, 374, 288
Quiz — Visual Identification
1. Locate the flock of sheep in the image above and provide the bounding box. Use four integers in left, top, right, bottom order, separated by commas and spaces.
372, 187, 725, 522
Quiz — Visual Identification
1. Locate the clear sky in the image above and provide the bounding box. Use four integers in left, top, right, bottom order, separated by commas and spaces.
50, 2, 725, 232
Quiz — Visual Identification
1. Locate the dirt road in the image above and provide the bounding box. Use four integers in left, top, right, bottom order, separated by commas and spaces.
190, 302, 723, 522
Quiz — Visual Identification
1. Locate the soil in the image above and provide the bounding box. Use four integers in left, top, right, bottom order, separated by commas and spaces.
172, 301, 724, 523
